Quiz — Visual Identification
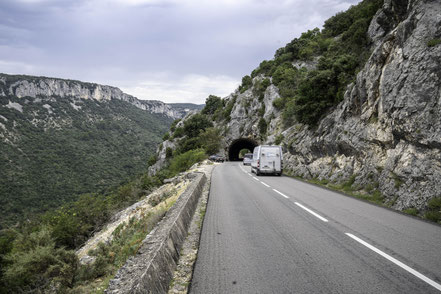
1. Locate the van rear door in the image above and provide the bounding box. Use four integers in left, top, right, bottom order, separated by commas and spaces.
260, 146, 281, 173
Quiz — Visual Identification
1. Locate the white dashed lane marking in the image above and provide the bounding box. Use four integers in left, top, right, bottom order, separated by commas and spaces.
260, 182, 270, 188
295, 202, 329, 222
346, 233, 441, 292
273, 189, 289, 199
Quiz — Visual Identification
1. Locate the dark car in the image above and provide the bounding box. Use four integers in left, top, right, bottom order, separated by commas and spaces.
209, 155, 225, 162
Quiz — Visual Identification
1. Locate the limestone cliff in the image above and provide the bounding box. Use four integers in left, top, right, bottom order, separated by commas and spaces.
0, 74, 198, 119
280, 0, 441, 210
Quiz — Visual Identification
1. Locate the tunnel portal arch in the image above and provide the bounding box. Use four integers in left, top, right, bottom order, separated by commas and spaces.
228, 138, 258, 161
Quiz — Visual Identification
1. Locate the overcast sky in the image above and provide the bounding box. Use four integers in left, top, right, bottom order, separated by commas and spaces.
0, 0, 361, 104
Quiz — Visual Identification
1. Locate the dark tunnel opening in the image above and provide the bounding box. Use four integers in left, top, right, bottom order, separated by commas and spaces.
228, 138, 258, 161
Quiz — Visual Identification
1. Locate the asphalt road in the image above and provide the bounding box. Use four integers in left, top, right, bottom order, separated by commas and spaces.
190, 162, 441, 294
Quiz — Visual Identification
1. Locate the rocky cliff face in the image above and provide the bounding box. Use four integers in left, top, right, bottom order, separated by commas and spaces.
280, 0, 441, 211
161, 0, 440, 213
0, 74, 195, 119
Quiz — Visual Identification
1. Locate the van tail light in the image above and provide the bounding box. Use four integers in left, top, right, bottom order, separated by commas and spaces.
257, 160, 260, 168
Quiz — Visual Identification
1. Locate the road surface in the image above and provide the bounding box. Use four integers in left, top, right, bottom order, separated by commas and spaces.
190, 162, 441, 293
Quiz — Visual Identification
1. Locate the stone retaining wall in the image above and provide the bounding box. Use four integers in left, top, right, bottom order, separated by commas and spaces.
106, 172, 207, 293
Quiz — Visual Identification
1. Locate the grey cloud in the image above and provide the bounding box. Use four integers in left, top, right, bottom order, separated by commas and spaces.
0, 0, 362, 102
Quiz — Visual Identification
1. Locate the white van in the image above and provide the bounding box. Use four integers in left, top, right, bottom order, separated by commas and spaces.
251, 145, 283, 176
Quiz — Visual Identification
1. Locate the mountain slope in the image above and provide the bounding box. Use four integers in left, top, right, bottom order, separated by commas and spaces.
0, 74, 174, 228
157, 0, 441, 220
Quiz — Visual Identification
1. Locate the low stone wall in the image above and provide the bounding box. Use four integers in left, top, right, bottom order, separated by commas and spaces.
106, 172, 207, 294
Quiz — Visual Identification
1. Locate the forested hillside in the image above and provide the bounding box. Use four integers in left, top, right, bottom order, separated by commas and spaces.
0, 74, 172, 228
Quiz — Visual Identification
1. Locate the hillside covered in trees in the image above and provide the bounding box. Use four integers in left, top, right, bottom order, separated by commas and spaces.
0, 74, 173, 228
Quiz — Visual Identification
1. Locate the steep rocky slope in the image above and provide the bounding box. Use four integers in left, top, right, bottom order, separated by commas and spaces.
281, 0, 441, 211
157, 0, 441, 216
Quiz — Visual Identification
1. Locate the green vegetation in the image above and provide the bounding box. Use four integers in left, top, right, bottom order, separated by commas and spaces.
425, 197, 441, 223
0, 142, 208, 292
238, 75, 252, 93
252, 78, 271, 102
249, 0, 383, 126
182, 113, 213, 137
274, 134, 284, 145
0, 82, 172, 229
391, 172, 404, 189
239, 148, 251, 158
427, 39, 441, 47
223, 96, 237, 122
258, 118, 268, 137
74, 198, 176, 292
403, 208, 418, 216
289, 171, 385, 205
201, 95, 223, 115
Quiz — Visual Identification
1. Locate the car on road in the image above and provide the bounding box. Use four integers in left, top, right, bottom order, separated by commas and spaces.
209, 155, 225, 162
242, 153, 253, 165
251, 145, 283, 176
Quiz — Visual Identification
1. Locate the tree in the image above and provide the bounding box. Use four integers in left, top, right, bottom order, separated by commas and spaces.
183, 114, 213, 137
201, 95, 222, 115
199, 128, 222, 155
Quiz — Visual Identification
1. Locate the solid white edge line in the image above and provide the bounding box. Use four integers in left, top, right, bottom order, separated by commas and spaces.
294, 202, 329, 222
345, 233, 441, 292
260, 182, 270, 188
273, 189, 289, 199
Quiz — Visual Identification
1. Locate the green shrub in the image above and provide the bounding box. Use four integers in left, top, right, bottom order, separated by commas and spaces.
239, 75, 252, 93
274, 134, 284, 145
223, 96, 236, 121
170, 119, 180, 132
425, 211, 441, 222
403, 208, 418, 216
428, 197, 441, 210
172, 126, 184, 138
177, 137, 203, 154
371, 190, 384, 203
294, 69, 337, 125
428, 39, 441, 47
147, 154, 158, 166
258, 104, 266, 117
168, 149, 207, 175
162, 132, 170, 141
3, 227, 78, 292
391, 172, 404, 189
201, 95, 223, 115
183, 114, 213, 137
199, 127, 222, 155
273, 97, 286, 109
342, 174, 356, 191
251, 60, 276, 77
165, 147, 173, 159
282, 99, 297, 127
252, 78, 271, 102
258, 118, 267, 136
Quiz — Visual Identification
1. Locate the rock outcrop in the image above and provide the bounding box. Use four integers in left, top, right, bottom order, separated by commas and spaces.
282, 0, 441, 210
0, 74, 198, 119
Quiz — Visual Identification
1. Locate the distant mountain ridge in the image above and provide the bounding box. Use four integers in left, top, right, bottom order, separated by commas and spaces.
0, 73, 202, 120
0, 73, 202, 227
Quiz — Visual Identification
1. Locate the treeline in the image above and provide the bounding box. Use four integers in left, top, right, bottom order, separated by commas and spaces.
0, 95, 171, 228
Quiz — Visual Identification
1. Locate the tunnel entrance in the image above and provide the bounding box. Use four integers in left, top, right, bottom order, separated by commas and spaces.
228, 138, 258, 161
